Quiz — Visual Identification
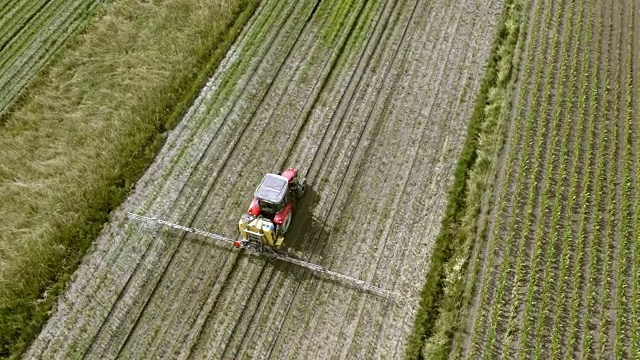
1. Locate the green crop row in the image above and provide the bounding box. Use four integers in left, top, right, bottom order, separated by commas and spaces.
633, 0, 640, 353
454, 0, 541, 356
463, 0, 547, 356
546, 2, 601, 357
561, 2, 600, 357
613, 4, 635, 359
484, 0, 567, 355
519, 0, 581, 357
469, 0, 559, 356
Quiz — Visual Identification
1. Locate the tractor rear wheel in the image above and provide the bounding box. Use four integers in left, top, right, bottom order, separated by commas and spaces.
277, 212, 292, 235
295, 177, 306, 198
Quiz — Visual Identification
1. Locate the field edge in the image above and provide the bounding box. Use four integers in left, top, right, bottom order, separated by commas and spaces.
403, 0, 526, 358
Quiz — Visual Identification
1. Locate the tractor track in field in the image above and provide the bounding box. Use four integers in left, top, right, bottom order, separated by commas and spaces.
24, 0, 504, 359
0, 0, 103, 115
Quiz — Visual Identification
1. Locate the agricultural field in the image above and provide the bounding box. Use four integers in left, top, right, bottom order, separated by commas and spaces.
0, 0, 102, 115
448, 0, 640, 359
24, 0, 503, 358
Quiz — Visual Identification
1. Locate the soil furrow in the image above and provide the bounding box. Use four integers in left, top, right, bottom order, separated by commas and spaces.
113, 0, 350, 356
26, 0, 303, 357
82, 1, 320, 358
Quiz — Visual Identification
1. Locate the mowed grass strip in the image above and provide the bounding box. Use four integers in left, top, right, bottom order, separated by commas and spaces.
0, 0, 259, 357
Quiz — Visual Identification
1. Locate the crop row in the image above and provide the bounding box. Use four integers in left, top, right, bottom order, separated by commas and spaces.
459, 0, 640, 358
465, 0, 558, 356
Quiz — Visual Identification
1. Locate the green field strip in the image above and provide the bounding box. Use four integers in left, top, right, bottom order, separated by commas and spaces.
479, 0, 567, 356
545, 3, 603, 359
498, 0, 581, 357
0, 0, 102, 114
559, 4, 601, 358
450, 2, 533, 359
593, 1, 623, 357
0, 0, 49, 45
464, 0, 549, 356
612, 3, 636, 358
4, 0, 261, 355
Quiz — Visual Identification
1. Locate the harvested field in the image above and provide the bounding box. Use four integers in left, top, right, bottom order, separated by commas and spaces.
0, 0, 102, 114
450, 0, 640, 359
24, 0, 503, 358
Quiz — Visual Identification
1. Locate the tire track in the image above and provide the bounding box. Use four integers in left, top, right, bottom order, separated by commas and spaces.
123, 0, 361, 357
26, 0, 507, 358
26, 0, 300, 357
82, 1, 321, 358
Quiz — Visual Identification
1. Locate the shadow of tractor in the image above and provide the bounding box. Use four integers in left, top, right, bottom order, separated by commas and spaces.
283, 185, 329, 257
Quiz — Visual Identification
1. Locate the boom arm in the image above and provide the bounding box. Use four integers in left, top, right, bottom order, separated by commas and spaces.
127, 213, 403, 302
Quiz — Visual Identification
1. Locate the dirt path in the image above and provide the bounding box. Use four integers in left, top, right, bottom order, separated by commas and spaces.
23, 0, 503, 358
0, 0, 102, 114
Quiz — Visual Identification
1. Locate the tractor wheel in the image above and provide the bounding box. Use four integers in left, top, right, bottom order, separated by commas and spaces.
277, 212, 292, 235
295, 177, 306, 198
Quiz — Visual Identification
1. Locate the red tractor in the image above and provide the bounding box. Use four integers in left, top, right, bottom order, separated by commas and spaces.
238, 168, 306, 248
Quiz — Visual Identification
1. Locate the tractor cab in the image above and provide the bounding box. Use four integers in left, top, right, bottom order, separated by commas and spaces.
254, 173, 290, 218
238, 168, 306, 249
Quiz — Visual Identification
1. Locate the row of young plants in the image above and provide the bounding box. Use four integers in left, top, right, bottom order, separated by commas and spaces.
454, 0, 540, 355
561, 2, 602, 358
545, 0, 601, 356
521, 0, 586, 357
633, 0, 640, 352
594, 1, 623, 356
464, 0, 553, 356
482, 0, 568, 355
613, 3, 636, 358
